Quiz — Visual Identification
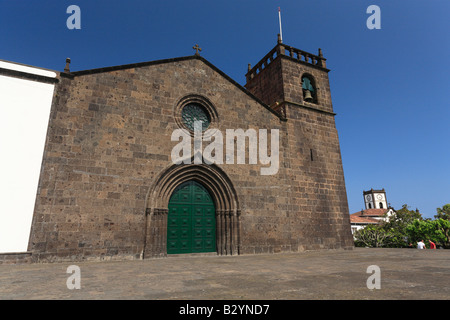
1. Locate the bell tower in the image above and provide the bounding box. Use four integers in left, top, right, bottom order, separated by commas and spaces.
245, 34, 332, 117
244, 35, 354, 250
364, 189, 388, 210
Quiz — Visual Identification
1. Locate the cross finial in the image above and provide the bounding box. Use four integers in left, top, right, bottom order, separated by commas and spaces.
193, 44, 202, 56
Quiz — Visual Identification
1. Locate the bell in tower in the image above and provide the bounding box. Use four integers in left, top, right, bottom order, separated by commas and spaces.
303, 89, 313, 102
302, 76, 316, 103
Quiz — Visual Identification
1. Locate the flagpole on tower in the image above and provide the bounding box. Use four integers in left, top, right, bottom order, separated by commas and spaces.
278, 7, 283, 42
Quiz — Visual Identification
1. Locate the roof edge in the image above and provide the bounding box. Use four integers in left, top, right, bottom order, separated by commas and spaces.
69, 55, 197, 76
0, 67, 59, 84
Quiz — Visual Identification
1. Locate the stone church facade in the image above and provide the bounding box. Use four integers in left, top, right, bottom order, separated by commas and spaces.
28, 38, 354, 262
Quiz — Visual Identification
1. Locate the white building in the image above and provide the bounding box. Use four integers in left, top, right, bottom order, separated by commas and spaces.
0, 60, 57, 253
350, 189, 395, 235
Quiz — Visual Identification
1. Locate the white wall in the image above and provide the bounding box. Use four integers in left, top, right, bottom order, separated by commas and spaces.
0, 61, 56, 252
373, 193, 387, 209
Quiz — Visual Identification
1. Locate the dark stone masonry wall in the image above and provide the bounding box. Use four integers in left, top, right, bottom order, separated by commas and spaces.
28, 46, 353, 263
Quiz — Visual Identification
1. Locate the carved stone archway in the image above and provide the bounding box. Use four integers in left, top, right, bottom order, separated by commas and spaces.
143, 164, 240, 258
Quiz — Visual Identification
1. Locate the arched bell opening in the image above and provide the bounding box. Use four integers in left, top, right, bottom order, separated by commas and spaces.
301, 73, 318, 104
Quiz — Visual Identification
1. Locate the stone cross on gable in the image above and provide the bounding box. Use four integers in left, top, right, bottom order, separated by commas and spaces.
193, 44, 202, 56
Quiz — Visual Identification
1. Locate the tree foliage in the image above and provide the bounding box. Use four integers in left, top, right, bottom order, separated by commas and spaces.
382, 204, 422, 247
353, 204, 450, 249
406, 219, 450, 248
435, 204, 450, 220
353, 224, 392, 248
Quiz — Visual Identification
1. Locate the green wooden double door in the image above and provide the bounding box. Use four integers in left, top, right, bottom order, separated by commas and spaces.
167, 181, 216, 254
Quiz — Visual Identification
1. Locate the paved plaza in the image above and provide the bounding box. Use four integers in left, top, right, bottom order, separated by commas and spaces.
0, 248, 449, 300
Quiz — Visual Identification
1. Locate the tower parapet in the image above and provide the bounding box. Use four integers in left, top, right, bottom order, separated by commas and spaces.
245, 36, 334, 116
245, 41, 327, 84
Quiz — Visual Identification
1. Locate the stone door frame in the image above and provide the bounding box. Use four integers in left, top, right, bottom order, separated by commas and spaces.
143, 164, 240, 258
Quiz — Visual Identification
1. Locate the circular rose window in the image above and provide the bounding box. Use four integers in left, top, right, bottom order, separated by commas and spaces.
181, 103, 211, 131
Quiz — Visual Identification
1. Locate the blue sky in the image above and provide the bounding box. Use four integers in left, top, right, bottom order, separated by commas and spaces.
1, 0, 449, 218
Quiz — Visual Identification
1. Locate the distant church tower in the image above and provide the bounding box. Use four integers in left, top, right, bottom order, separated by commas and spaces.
363, 188, 388, 209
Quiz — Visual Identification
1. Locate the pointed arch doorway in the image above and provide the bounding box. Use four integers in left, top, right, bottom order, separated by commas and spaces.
167, 181, 216, 254
143, 164, 240, 258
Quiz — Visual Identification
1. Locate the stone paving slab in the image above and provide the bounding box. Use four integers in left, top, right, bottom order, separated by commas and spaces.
0, 248, 449, 300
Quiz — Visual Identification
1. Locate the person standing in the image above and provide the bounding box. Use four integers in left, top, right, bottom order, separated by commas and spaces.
417, 240, 426, 249
428, 240, 436, 249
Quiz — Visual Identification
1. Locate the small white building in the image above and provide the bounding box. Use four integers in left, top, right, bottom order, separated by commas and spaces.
350, 189, 395, 234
